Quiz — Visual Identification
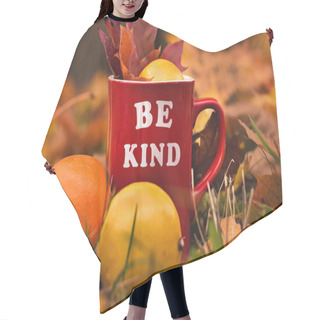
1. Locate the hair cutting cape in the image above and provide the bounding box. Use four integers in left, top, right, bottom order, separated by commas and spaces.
41, 15, 282, 314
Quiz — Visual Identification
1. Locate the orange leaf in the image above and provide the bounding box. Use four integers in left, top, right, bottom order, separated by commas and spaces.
119, 26, 132, 78
253, 172, 282, 208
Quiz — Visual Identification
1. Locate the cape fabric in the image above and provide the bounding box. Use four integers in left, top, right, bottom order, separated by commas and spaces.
41, 15, 282, 314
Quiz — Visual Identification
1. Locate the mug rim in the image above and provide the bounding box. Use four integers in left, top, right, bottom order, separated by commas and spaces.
108, 74, 194, 83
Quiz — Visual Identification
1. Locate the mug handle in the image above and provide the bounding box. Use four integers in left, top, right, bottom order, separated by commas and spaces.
191, 98, 226, 208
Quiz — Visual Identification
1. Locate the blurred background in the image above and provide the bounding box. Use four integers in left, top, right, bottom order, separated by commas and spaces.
0, 0, 319, 319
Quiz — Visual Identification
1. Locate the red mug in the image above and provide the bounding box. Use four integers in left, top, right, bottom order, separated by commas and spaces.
106, 74, 226, 263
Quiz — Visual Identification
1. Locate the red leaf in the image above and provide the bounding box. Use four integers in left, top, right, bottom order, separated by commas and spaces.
160, 40, 188, 73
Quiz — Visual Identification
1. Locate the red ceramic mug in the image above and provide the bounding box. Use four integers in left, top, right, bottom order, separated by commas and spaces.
106, 74, 226, 262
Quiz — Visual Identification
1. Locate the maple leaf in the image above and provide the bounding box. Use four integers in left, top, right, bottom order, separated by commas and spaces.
119, 25, 133, 80
105, 19, 120, 49
132, 19, 158, 59
97, 19, 187, 80
98, 28, 123, 79
160, 40, 188, 73
127, 24, 162, 79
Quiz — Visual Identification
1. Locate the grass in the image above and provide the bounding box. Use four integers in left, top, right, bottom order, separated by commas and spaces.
189, 113, 281, 259
190, 157, 258, 258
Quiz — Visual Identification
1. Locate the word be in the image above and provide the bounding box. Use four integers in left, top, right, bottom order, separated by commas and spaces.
134, 100, 173, 129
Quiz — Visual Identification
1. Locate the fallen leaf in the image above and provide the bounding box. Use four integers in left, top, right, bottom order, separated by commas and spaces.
253, 172, 282, 209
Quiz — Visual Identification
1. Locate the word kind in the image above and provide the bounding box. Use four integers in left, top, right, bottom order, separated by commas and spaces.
123, 100, 180, 168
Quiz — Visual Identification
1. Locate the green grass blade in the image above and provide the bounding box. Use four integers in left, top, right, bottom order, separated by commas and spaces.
248, 114, 280, 163
208, 219, 224, 252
